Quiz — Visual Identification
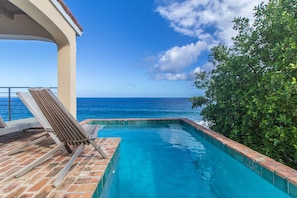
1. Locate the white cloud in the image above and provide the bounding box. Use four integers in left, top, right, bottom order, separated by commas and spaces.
152, 0, 268, 81
188, 65, 213, 80
193, 66, 202, 74
152, 63, 214, 81
156, 0, 268, 44
201, 62, 215, 72
154, 73, 188, 81
154, 41, 207, 73
152, 41, 207, 81
186, 66, 201, 80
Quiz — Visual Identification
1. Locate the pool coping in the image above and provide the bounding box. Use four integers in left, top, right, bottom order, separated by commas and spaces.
89, 118, 297, 198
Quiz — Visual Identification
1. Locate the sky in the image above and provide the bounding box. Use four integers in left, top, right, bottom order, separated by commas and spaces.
0, 0, 268, 97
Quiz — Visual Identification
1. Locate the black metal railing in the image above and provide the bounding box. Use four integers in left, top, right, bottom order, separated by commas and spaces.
0, 87, 57, 121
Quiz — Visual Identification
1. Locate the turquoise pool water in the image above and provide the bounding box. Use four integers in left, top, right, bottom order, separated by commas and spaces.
99, 124, 290, 198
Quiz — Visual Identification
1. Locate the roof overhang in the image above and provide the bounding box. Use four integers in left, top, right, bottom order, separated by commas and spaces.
0, 0, 83, 42
0, 0, 25, 19
50, 0, 82, 36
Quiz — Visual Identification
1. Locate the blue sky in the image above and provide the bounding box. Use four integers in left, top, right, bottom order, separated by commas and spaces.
0, 0, 267, 97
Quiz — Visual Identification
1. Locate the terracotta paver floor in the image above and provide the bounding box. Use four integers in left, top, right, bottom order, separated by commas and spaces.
0, 128, 120, 198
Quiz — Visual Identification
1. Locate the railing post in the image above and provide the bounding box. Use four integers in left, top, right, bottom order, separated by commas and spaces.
8, 87, 11, 121
0, 87, 57, 121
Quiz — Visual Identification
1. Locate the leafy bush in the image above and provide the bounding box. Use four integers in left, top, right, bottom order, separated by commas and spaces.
190, 0, 297, 168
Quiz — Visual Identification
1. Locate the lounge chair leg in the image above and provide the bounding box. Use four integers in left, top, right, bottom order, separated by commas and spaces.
8, 134, 49, 155
14, 144, 64, 178
53, 144, 85, 187
89, 140, 107, 158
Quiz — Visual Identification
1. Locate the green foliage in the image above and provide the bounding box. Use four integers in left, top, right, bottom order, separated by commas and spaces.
190, 0, 297, 168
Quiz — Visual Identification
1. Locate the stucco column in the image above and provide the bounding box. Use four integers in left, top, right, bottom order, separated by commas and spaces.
57, 41, 77, 117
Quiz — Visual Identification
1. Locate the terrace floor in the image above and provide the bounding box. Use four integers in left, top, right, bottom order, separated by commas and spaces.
0, 128, 120, 198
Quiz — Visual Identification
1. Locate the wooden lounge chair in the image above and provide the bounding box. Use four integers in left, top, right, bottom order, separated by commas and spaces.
13, 88, 106, 187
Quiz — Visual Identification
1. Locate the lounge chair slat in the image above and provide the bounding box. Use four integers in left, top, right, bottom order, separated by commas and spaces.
17, 92, 62, 145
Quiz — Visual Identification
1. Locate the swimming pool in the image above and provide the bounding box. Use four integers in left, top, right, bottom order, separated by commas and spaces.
95, 119, 291, 198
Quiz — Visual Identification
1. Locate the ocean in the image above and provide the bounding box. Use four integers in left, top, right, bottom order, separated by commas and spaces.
0, 98, 202, 122
77, 98, 202, 122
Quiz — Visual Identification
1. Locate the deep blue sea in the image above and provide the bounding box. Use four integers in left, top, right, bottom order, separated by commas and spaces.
0, 98, 202, 122
77, 98, 201, 121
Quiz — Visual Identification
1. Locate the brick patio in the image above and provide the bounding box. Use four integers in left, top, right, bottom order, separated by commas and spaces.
0, 129, 120, 198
